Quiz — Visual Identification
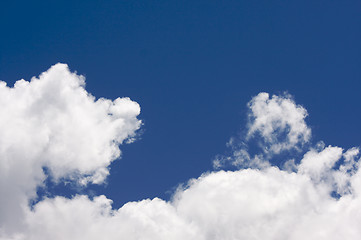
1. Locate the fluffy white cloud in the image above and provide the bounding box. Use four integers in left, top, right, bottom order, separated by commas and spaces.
21, 196, 200, 240
0, 64, 141, 236
1, 67, 361, 240
10, 159, 361, 240
214, 92, 312, 168
247, 92, 311, 154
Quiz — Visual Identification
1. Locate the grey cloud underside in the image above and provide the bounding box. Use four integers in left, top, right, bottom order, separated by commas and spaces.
1, 65, 361, 240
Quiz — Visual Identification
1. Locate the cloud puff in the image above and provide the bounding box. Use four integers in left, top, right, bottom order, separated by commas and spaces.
1, 66, 361, 240
247, 92, 311, 153
22, 195, 200, 240
0, 64, 141, 236
214, 92, 311, 168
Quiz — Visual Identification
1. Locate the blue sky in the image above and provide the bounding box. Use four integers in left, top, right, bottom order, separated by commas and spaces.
1, 1, 361, 239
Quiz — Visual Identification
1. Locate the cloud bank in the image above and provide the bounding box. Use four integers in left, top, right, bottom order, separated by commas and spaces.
1, 66, 361, 240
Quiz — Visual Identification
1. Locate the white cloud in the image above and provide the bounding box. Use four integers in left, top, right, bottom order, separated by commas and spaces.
21, 195, 201, 240
247, 92, 311, 154
1, 67, 361, 240
11, 162, 361, 240
214, 92, 312, 168
299, 146, 343, 180
0, 64, 141, 236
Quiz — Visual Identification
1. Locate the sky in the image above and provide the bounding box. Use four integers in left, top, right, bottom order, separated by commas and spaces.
0, 0, 361, 239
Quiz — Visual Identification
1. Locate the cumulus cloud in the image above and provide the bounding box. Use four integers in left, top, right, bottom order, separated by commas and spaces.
247, 92, 311, 153
1, 67, 361, 240
12, 157, 361, 240
214, 92, 311, 168
0, 64, 141, 236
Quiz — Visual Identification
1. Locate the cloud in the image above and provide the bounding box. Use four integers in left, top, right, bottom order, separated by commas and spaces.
15, 158, 361, 239
247, 92, 311, 154
214, 92, 311, 168
1, 66, 361, 239
0, 64, 141, 236
22, 196, 201, 240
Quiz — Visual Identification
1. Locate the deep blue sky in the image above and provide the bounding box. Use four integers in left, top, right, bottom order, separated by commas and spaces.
1, 0, 360, 207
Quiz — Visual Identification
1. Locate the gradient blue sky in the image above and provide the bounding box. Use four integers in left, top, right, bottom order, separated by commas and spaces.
1, 0, 360, 207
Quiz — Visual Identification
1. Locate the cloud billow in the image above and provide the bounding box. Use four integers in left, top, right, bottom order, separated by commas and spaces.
1, 65, 361, 240
247, 92, 311, 153
0, 64, 141, 236
214, 92, 312, 169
